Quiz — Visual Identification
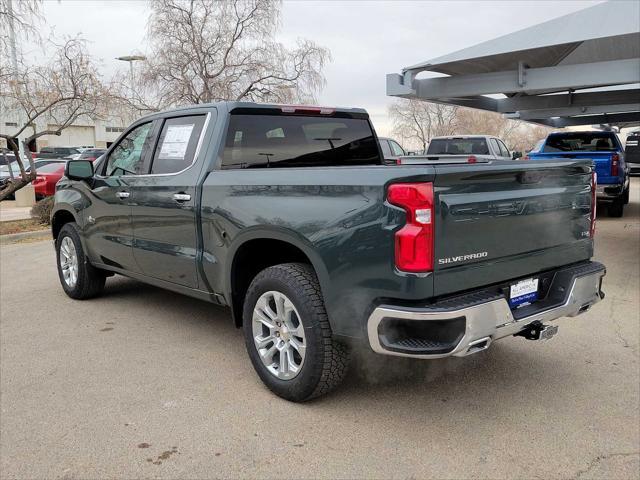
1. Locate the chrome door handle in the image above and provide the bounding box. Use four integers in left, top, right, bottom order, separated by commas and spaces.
116, 191, 130, 199
173, 193, 191, 202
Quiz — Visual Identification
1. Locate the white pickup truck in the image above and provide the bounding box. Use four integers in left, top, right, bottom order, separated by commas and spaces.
399, 135, 516, 164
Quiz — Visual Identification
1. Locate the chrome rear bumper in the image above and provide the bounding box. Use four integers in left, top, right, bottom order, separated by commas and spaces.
367, 263, 605, 359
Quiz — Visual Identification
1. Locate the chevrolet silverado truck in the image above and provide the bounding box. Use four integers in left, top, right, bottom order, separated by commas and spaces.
399, 135, 515, 165
51, 102, 606, 402
528, 131, 630, 217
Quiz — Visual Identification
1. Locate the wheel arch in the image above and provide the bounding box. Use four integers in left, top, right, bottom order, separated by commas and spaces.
51, 206, 79, 240
226, 228, 330, 328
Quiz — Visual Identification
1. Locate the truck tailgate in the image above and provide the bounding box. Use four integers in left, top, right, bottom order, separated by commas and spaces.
529, 151, 614, 183
432, 160, 593, 296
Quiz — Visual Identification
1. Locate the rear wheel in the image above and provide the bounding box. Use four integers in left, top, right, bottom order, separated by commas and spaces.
608, 198, 625, 218
56, 222, 106, 299
242, 263, 350, 401
623, 186, 630, 205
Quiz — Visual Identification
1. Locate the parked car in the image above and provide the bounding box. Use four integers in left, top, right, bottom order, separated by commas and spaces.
378, 137, 406, 164
528, 131, 630, 217
398, 135, 514, 164
32, 162, 67, 198
33, 146, 81, 160
625, 131, 640, 175
0, 158, 66, 181
1, 150, 16, 166
77, 148, 106, 161
51, 102, 606, 401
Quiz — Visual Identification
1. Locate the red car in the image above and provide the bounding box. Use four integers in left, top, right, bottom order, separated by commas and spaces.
31, 162, 66, 198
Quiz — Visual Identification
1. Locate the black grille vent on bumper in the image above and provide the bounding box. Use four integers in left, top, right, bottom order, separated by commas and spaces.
378, 317, 465, 355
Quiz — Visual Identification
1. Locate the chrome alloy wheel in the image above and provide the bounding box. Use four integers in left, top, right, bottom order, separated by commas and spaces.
59, 236, 79, 288
252, 290, 307, 380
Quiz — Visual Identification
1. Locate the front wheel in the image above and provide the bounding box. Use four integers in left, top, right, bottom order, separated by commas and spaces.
56, 222, 106, 299
243, 263, 350, 402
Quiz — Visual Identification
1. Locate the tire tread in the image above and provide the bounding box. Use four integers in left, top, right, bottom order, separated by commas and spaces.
243, 262, 350, 401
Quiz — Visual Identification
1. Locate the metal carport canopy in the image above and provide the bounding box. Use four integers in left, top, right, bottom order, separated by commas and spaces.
387, 1, 640, 128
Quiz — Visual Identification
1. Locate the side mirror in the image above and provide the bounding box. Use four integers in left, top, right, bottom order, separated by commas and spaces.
66, 160, 94, 180
512, 151, 523, 160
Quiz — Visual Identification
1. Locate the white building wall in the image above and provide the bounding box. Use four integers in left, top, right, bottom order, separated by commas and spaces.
0, 102, 135, 151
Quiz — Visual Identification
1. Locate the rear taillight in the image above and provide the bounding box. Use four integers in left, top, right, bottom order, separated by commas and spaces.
395, 158, 402, 165
387, 182, 434, 272
590, 171, 597, 238
611, 154, 619, 177
467, 155, 477, 163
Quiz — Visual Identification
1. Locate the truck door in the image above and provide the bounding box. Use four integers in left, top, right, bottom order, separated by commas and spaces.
129, 113, 211, 289
82, 121, 156, 272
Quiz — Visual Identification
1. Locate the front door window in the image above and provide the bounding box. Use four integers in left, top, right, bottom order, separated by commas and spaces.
105, 122, 153, 176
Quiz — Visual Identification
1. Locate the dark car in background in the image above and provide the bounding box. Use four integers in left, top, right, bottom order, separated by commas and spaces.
33, 146, 81, 160
378, 137, 406, 164
77, 148, 107, 161
528, 131, 630, 217
625, 131, 640, 175
1, 150, 16, 166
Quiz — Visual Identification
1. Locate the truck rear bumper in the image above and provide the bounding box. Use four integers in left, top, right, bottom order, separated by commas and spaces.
367, 262, 605, 359
596, 183, 625, 200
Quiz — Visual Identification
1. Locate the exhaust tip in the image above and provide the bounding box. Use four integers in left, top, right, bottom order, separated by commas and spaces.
466, 337, 491, 355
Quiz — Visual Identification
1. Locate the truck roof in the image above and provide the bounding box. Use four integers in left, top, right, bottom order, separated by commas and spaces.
430, 135, 501, 140
139, 101, 369, 121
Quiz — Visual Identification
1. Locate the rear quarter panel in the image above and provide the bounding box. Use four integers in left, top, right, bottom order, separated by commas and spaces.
200, 165, 436, 338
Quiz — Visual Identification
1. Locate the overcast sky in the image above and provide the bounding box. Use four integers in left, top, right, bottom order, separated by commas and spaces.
38, 0, 604, 135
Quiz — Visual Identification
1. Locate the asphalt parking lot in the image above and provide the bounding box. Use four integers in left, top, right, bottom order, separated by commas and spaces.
1, 179, 639, 480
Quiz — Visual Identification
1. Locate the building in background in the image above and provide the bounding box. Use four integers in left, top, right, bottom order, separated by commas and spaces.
0, 102, 134, 151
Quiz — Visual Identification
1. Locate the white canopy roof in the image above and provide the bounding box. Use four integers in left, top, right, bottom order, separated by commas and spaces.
387, 1, 640, 128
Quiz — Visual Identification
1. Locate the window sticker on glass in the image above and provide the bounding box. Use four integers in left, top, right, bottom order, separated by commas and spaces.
159, 124, 195, 159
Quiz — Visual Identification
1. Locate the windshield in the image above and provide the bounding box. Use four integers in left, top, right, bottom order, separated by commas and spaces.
222, 113, 380, 169
427, 138, 490, 155
543, 133, 618, 152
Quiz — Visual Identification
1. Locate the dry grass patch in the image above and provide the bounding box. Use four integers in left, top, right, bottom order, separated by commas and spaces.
0, 218, 48, 236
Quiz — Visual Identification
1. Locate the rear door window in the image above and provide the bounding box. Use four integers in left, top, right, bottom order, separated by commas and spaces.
497, 140, 510, 157
389, 140, 405, 156
222, 113, 379, 169
379, 140, 392, 157
150, 115, 206, 174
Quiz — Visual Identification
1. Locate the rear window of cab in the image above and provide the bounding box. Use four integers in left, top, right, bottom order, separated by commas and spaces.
543, 133, 619, 152
221, 113, 380, 169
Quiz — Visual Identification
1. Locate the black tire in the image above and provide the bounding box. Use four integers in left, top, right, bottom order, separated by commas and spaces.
623, 186, 630, 205
56, 222, 106, 299
608, 198, 625, 218
242, 263, 350, 402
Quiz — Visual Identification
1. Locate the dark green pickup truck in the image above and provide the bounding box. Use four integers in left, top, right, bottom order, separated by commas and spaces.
51, 102, 606, 401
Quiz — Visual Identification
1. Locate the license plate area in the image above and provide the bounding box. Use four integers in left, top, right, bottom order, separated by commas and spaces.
509, 277, 539, 308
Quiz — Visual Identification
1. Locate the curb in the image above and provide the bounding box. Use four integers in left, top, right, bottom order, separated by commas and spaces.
0, 229, 50, 244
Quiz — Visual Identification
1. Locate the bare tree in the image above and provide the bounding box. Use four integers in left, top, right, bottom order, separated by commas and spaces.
0, 0, 42, 61
389, 99, 459, 151
457, 108, 551, 152
389, 98, 552, 154
128, 0, 329, 111
0, 37, 105, 200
